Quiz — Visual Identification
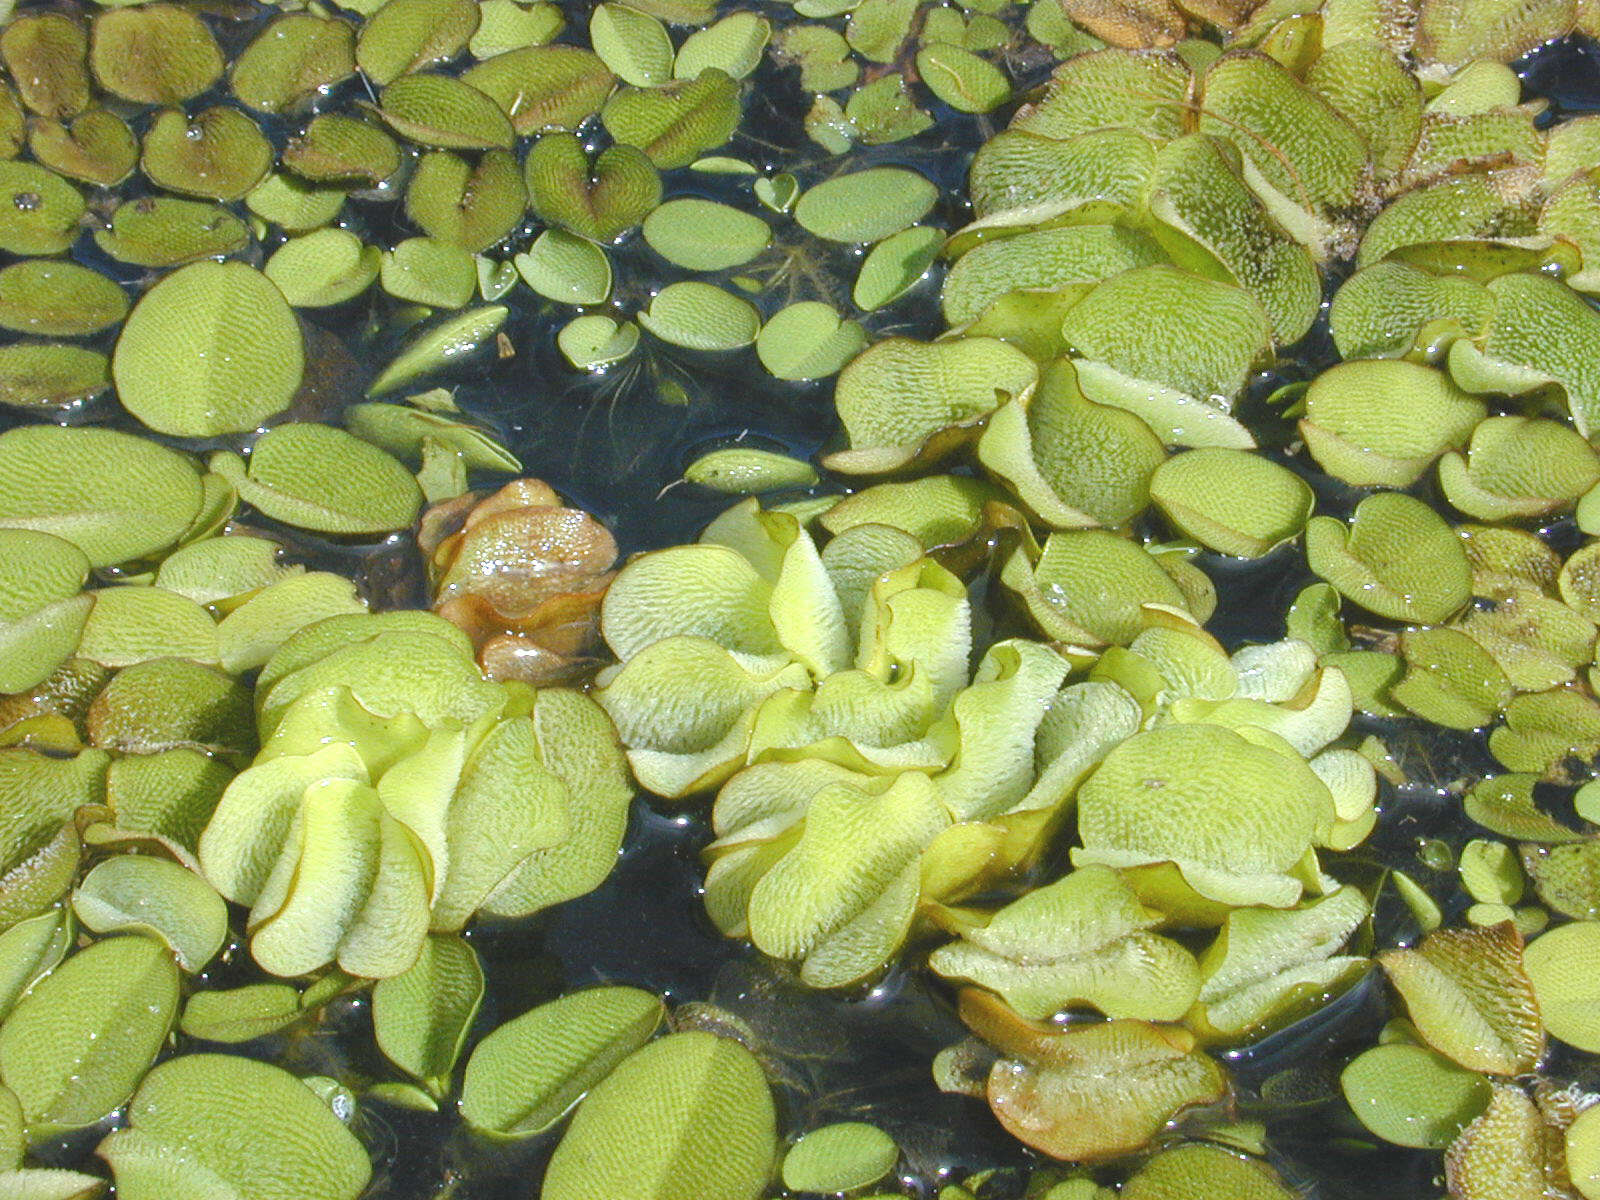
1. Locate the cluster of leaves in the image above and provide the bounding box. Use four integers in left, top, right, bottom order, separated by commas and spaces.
594, 6, 1600, 1200
7, 0, 1600, 1195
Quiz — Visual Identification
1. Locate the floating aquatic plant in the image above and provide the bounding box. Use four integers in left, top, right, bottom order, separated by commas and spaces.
3, 0, 1600, 1195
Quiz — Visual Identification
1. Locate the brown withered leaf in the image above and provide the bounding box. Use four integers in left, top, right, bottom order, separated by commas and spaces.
426, 480, 617, 686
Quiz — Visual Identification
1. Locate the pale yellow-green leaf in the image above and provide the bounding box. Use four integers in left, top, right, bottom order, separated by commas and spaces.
542, 1032, 776, 1200
113, 261, 303, 438
0, 935, 177, 1130
72, 856, 227, 973
96, 1054, 370, 1200
460, 985, 664, 1137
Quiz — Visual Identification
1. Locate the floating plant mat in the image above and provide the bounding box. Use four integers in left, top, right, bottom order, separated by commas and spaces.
3, 0, 1600, 1198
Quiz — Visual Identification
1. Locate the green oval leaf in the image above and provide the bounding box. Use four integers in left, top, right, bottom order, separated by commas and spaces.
460, 985, 665, 1137
794, 166, 937, 243
96, 1054, 371, 1200
0, 260, 126, 337
72, 856, 228, 974
1340, 1043, 1491, 1148
113, 261, 304, 437
0, 425, 201, 567
642, 198, 769, 270
373, 934, 483, 1096
637, 281, 759, 351
755, 302, 866, 381
782, 1122, 898, 1193
212, 423, 421, 536
542, 1031, 776, 1200
0, 935, 178, 1130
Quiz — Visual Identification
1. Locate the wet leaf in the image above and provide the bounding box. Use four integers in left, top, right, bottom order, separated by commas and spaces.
1440, 416, 1600, 521
0, 529, 89, 693
140, 106, 272, 202
542, 1031, 776, 1200
1568, 1104, 1600, 1200
347, 402, 519, 473
601, 68, 741, 168
1148, 449, 1311, 558
1304, 492, 1472, 624
0, 935, 177, 1130
1379, 922, 1543, 1074
524, 134, 661, 242
266, 229, 382, 308
1193, 886, 1370, 1040
89, 4, 223, 106
754, 302, 866, 381
28, 109, 138, 188
380, 74, 515, 150
461, 45, 615, 136
94, 197, 250, 268
231, 14, 356, 114
675, 12, 770, 79
514, 230, 613, 304
0, 161, 82, 256
284, 114, 400, 186
381, 238, 478, 308
212, 423, 421, 536
827, 335, 1036, 474
460, 986, 664, 1136
357, 0, 478, 84
643, 197, 769, 270
76, 586, 219, 669
795, 166, 937, 243
1061, 265, 1271, 403
366, 305, 509, 396
1340, 1043, 1492, 1148
1, 14, 89, 120
968, 1000, 1227, 1162
1121, 1143, 1297, 1199
405, 150, 526, 252
373, 934, 483, 1095
113, 260, 303, 438
1523, 920, 1600, 1052
86, 657, 252, 754
1450, 272, 1600, 440
782, 1123, 898, 1193
930, 865, 1201, 1020
976, 357, 1165, 529
1299, 359, 1485, 487
471, 1, 565, 57
0, 425, 201, 567
592, 3, 674, 87
916, 42, 1010, 113
1075, 722, 1332, 909
685, 448, 818, 493
0, 260, 126, 337
0, 343, 104, 411
558, 314, 639, 368
1002, 529, 1191, 647
179, 983, 304, 1044
73, 856, 227, 973
941, 224, 1165, 327
97, 1054, 371, 1200
748, 774, 950, 987
637, 281, 759, 351
854, 225, 941, 310
0, 910, 70, 1025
